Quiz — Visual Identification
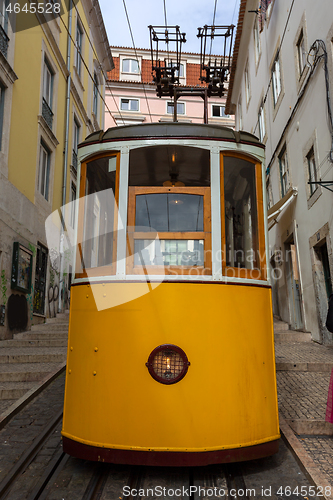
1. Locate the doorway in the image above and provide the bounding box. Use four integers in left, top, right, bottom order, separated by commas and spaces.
33, 243, 48, 315
285, 236, 304, 330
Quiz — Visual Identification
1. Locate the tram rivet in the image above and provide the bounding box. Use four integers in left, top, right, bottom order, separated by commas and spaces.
94, 347, 98, 352
69, 369, 72, 374
70, 347, 73, 351
103, 293, 106, 297
86, 295, 89, 298
93, 371, 97, 376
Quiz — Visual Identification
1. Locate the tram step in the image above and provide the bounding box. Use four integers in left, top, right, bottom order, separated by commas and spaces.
0, 347, 67, 364
275, 332, 312, 342
14, 331, 68, 340
0, 381, 40, 399
0, 362, 65, 382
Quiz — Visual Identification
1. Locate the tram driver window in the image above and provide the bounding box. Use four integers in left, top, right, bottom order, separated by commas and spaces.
77, 154, 118, 275
223, 156, 259, 273
127, 145, 211, 275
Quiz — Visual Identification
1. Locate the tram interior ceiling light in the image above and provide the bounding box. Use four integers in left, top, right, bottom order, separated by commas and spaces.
146, 345, 190, 384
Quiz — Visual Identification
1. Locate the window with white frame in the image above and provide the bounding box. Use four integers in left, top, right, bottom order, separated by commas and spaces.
238, 98, 242, 130
120, 98, 139, 111
296, 29, 306, 77
258, 100, 265, 142
122, 59, 140, 74
212, 104, 229, 118
254, 17, 261, 64
245, 62, 250, 104
38, 141, 51, 200
271, 52, 282, 106
75, 19, 83, 77
93, 72, 98, 116
307, 147, 318, 196
167, 101, 185, 115
170, 62, 184, 78
42, 58, 54, 129
278, 145, 289, 198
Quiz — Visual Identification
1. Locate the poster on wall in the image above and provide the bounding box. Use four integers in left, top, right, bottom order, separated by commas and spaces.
11, 242, 33, 294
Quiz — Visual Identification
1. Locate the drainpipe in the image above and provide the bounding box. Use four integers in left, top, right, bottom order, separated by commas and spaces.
58, 0, 72, 312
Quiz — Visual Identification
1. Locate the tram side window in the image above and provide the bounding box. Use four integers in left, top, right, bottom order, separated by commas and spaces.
224, 157, 259, 271
79, 156, 117, 272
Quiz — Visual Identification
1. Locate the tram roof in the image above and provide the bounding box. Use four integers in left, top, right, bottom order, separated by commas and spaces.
80, 123, 263, 148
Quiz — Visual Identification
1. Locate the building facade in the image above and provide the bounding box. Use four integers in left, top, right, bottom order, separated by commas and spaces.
0, 0, 113, 338
226, 0, 333, 343
105, 47, 235, 128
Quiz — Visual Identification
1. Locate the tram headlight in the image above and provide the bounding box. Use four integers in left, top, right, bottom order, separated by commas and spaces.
146, 344, 190, 385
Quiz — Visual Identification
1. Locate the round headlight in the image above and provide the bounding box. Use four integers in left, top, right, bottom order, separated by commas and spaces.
146, 344, 190, 385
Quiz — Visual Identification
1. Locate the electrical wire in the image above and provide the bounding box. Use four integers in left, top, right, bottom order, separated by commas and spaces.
163, 0, 170, 66
122, 0, 153, 123
209, 0, 218, 58
71, 2, 126, 126
58, 11, 120, 127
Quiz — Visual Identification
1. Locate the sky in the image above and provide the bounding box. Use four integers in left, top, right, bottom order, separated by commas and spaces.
98, 0, 241, 54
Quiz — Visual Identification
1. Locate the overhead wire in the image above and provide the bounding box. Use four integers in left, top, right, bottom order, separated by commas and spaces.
163, 0, 170, 66
209, 0, 218, 58
57, 8, 121, 127
122, 0, 153, 123
70, 1, 126, 126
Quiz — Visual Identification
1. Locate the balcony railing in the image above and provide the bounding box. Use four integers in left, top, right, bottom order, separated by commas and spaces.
0, 24, 9, 59
42, 97, 54, 130
72, 150, 78, 172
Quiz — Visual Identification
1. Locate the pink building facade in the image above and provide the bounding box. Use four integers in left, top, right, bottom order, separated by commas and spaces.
105, 47, 235, 128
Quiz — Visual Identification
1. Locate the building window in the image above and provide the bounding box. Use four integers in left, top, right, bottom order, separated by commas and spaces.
245, 62, 250, 104
0, 81, 5, 150
212, 105, 229, 118
258, 100, 265, 142
254, 17, 261, 63
0, 0, 9, 58
296, 29, 306, 77
307, 147, 317, 196
42, 58, 54, 129
120, 98, 139, 112
238, 98, 242, 130
93, 72, 98, 116
75, 19, 83, 77
271, 52, 282, 106
72, 118, 80, 172
38, 141, 51, 200
122, 59, 139, 74
167, 101, 185, 115
170, 62, 184, 78
70, 182, 76, 228
278, 145, 289, 198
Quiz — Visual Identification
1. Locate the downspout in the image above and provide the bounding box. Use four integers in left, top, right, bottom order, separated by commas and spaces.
58, 0, 72, 312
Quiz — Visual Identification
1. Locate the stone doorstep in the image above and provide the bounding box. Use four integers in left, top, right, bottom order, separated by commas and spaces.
285, 419, 333, 436
276, 362, 333, 372
280, 419, 332, 497
273, 321, 290, 332
275, 332, 312, 343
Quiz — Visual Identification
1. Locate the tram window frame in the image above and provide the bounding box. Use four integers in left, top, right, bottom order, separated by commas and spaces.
220, 152, 266, 280
127, 186, 212, 275
75, 151, 120, 278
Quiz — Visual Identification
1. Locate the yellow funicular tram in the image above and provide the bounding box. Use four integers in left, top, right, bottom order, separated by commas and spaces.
62, 123, 279, 466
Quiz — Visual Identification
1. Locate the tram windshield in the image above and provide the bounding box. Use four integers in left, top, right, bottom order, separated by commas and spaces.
127, 145, 211, 274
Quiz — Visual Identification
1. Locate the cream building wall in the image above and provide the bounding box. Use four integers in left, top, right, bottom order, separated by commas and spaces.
227, 0, 333, 343
0, 0, 113, 338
